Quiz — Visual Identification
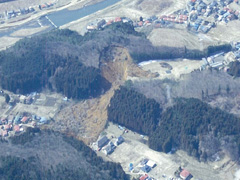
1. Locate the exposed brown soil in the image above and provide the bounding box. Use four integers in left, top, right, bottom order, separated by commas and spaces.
53, 47, 153, 144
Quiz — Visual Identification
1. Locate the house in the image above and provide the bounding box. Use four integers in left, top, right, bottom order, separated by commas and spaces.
9, 97, 16, 106
235, 51, 240, 58
129, 163, 134, 171
1, 117, 7, 124
97, 136, 109, 149
97, 19, 106, 29
41, 4, 47, 9
146, 178, 153, 180
140, 158, 149, 166
21, 116, 29, 124
141, 165, 151, 173
139, 174, 148, 180
115, 17, 122, 22
14, 116, 20, 124
1, 130, 8, 137
26, 96, 32, 104
138, 21, 143, 27
29, 7, 35, 12
107, 20, 113, 25
19, 95, 26, 103
146, 160, 156, 168
87, 25, 97, 31
8, 115, 14, 124
14, 125, 20, 133
180, 169, 192, 180
40, 117, 47, 124
114, 135, 124, 146
4, 124, 10, 131
103, 142, 115, 155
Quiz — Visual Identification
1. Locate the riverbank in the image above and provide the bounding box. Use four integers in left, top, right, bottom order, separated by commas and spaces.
47, 0, 122, 27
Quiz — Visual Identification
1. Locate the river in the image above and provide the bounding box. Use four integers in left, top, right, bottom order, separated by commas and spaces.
0, 0, 122, 38
46, 0, 121, 27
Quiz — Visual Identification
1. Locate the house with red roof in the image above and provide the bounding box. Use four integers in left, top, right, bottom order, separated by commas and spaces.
14, 125, 20, 133
4, 124, 10, 131
107, 20, 113, 25
115, 17, 122, 22
21, 116, 29, 124
180, 169, 192, 180
139, 174, 148, 180
138, 21, 143, 27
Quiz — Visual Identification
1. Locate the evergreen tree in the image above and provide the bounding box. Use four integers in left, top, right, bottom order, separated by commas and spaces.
201, 90, 204, 100
226, 84, 230, 94
4, 94, 10, 104
218, 85, 221, 95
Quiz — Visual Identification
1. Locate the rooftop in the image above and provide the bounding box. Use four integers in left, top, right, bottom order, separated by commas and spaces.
180, 169, 191, 179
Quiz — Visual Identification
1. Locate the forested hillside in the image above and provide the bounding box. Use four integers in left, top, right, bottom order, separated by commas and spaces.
108, 86, 162, 135
149, 98, 240, 160
0, 23, 232, 97
108, 85, 240, 161
0, 29, 111, 98
0, 23, 142, 97
0, 128, 129, 180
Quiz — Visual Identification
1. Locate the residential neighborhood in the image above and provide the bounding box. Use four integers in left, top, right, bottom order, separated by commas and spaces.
0, 112, 48, 138
0, 90, 68, 139
85, 0, 240, 35
0, 1, 55, 23
93, 123, 196, 180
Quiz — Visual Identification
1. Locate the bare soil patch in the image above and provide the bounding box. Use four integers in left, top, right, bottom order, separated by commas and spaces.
208, 21, 240, 43
0, 36, 20, 50
134, 0, 173, 16
10, 26, 48, 37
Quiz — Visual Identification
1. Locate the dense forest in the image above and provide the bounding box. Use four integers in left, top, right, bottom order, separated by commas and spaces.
130, 43, 232, 63
0, 23, 232, 97
108, 86, 240, 160
0, 23, 142, 97
0, 29, 110, 99
148, 98, 240, 160
108, 86, 162, 135
0, 128, 129, 180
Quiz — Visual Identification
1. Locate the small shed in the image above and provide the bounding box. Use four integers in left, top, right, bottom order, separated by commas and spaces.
114, 135, 124, 146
